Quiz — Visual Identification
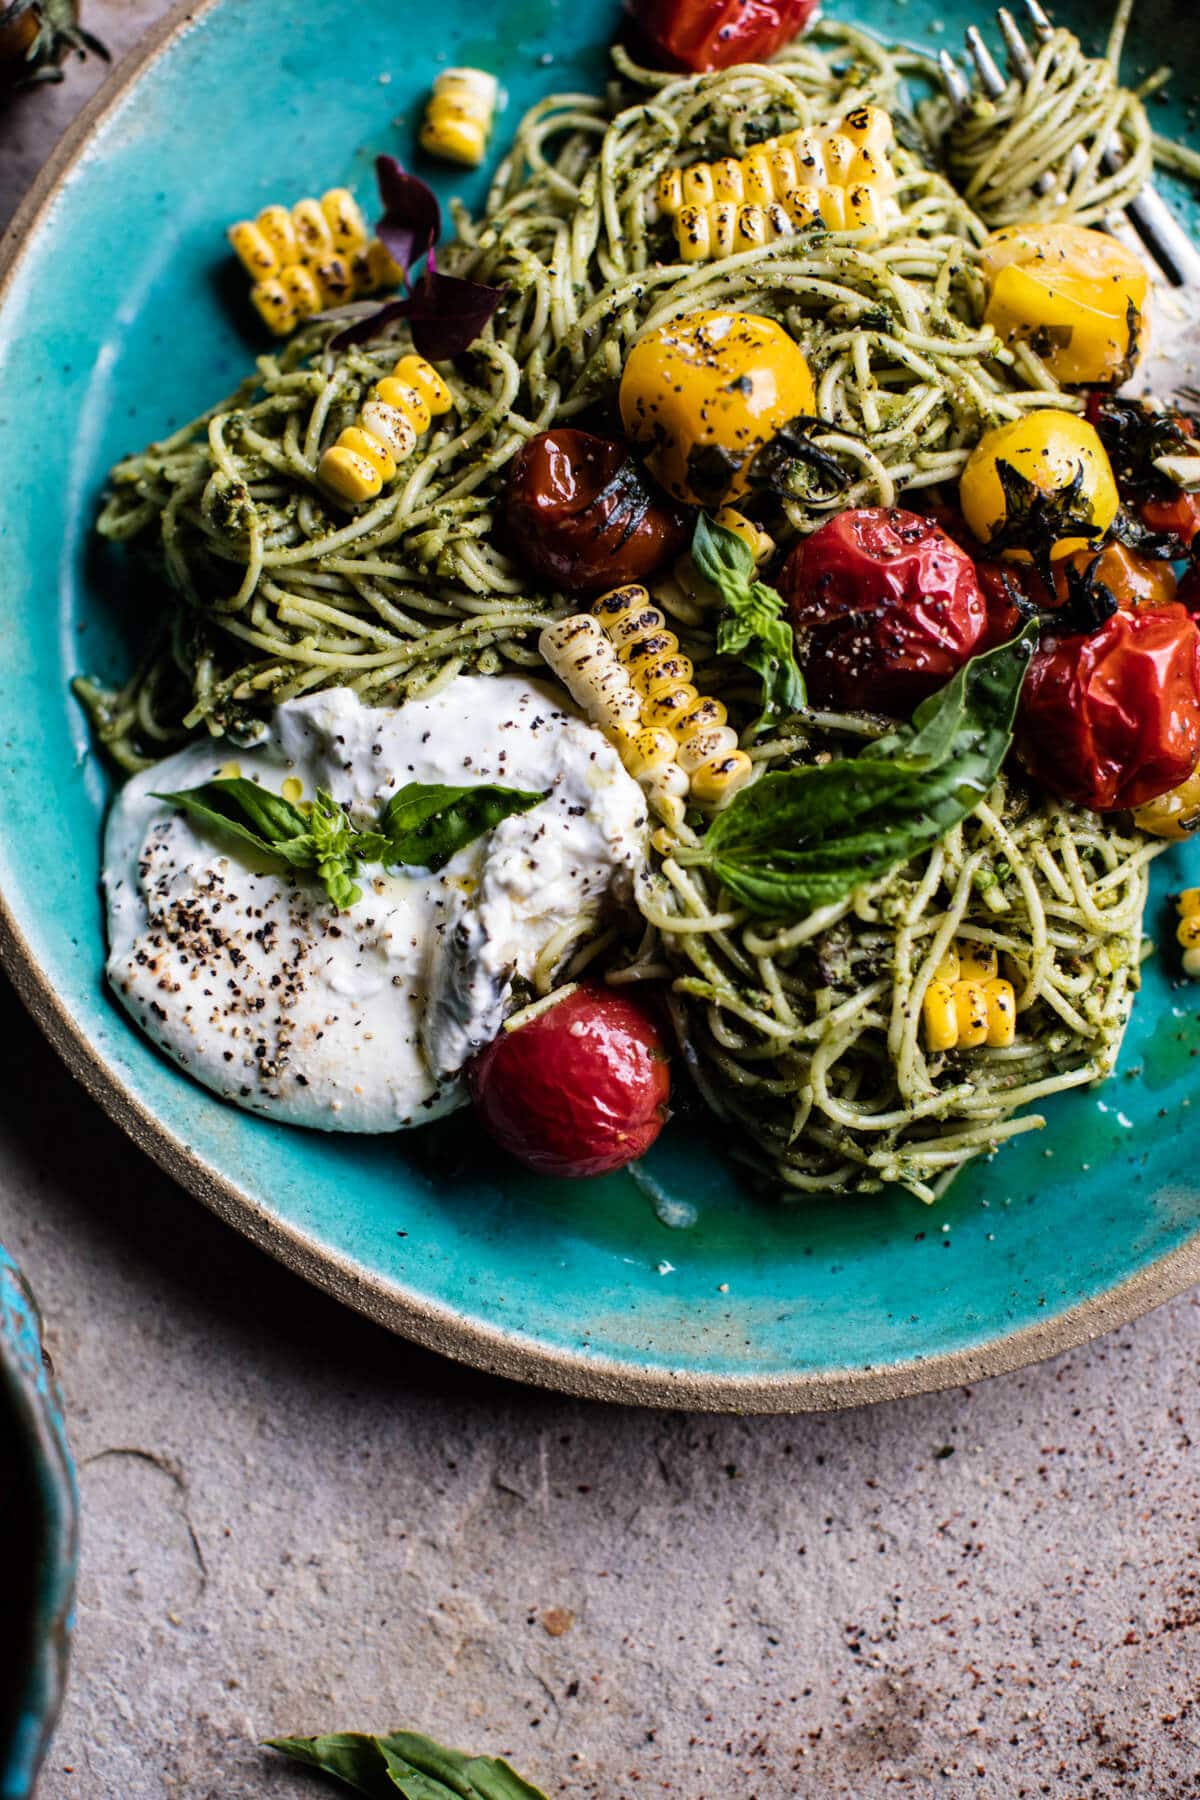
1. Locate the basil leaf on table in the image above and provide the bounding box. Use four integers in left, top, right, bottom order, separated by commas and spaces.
267, 1729, 548, 1799
679, 626, 1037, 918
380, 782, 546, 873
691, 512, 807, 732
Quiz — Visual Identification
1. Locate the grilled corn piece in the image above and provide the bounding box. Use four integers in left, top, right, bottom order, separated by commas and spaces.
923, 943, 1016, 1052
318, 354, 453, 505
1177, 888, 1200, 979
657, 105, 897, 263
420, 67, 499, 168
228, 188, 403, 337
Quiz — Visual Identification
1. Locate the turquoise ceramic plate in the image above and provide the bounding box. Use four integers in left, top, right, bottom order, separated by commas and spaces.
0, 1246, 78, 1800
1, 0, 1198, 1411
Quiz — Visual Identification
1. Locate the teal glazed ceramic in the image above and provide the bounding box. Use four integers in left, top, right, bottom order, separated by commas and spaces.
0, 1246, 78, 1800
1, 0, 1199, 1410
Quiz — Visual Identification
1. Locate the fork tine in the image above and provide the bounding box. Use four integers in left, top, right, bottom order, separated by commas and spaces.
1020, 0, 1055, 43
938, 48, 973, 114
996, 8, 1038, 82
965, 25, 1008, 99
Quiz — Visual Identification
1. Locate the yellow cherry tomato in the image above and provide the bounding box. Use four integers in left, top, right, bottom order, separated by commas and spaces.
1133, 761, 1200, 840
959, 410, 1119, 563
981, 223, 1150, 388
619, 309, 817, 507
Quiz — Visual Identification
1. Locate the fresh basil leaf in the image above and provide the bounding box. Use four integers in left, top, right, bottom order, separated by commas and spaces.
688, 627, 1036, 917
267, 1730, 548, 1799
694, 514, 807, 731
266, 1734, 398, 1799
152, 781, 316, 868
381, 782, 546, 873
307, 788, 368, 911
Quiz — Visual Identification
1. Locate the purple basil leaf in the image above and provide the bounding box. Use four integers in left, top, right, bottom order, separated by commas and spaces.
405, 268, 506, 360
374, 154, 441, 278
327, 299, 412, 353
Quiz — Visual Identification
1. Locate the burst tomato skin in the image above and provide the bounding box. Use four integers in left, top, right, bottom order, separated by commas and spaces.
1141, 491, 1200, 549
1017, 602, 1200, 811
779, 507, 986, 711
505, 429, 690, 598
626, 0, 818, 71
1180, 563, 1200, 615
468, 983, 671, 1179
977, 543, 1179, 650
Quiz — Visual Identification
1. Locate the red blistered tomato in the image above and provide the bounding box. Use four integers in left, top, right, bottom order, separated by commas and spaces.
468, 983, 671, 1178
1017, 602, 1200, 811
1141, 490, 1200, 549
779, 507, 986, 712
626, 0, 818, 72
1180, 563, 1200, 615
977, 542, 1179, 650
505, 429, 690, 598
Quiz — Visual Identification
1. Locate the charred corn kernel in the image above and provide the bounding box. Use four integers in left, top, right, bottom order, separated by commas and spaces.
1180, 888, 1200, 915
689, 752, 753, 808
660, 107, 897, 263
625, 727, 682, 778
281, 777, 304, 805
617, 627, 679, 666
538, 617, 643, 734
677, 724, 739, 774
318, 352, 453, 504
359, 400, 419, 465
394, 353, 452, 415
312, 253, 355, 306
955, 981, 989, 1049
1177, 913, 1200, 949
643, 683, 700, 729
257, 204, 298, 265
375, 377, 432, 436
620, 310, 817, 507
363, 238, 406, 290
320, 187, 368, 251
420, 66, 499, 168
923, 943, 1016, 1051
250, 279, 296, 336
292, 197, 335, 264
339, 426, 396, 483
675, 696, 727, 738
923, 980, 959, 1052
319, 446, 385, 504
1179, 890, 1200, 978
959, 945, 999, 982
984, 978, 1016, 1047
639, 654, 695, 698
981, 222, 1150, 386
608, 603, 669, 650
959, 411, 1119, 563
277, 263, 324, 319
1134, 763, 1200, 840
714, 507, 774, 565
228, 220, 279, 280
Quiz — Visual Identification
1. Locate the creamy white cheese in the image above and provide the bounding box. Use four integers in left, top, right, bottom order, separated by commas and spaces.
104, 677, 647, 1132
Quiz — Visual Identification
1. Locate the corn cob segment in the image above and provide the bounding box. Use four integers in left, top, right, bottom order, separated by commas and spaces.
228, 188, 404, 337
658, 105, 897, 263
420, 67, 499, 168
318, 354, 454, 506
1177, 887, 1200, 979
922, 942, 1016, 1052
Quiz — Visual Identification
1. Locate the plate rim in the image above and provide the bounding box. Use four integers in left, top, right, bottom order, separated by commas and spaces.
3, 0, 1199, 1413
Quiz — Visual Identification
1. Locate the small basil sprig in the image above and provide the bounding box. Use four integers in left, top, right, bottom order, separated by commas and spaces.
691, 513, 806, 733
155, 776, 545, 912
266, 1729, 547, 1799
677, 625, 1037, 918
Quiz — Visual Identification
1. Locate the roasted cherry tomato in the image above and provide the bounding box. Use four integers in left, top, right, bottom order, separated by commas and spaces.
1180, 563, 1200, 615
1085, 394, 1200, 547
468, 983, 671, 1178
978, 542, 1179, 649
980, 223, 1149, 387
959, 410, 1119, 565
1141, 491, 1200, 549
779, 507, 986, 711
0, 2, 39, 71
626, 0, 818, 72
505, 429, 690, 597
619, 309, 816, 507
1017, 602, 1200, 812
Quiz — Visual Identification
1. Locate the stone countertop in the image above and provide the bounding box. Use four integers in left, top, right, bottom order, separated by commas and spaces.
3, 10, 1200, 1797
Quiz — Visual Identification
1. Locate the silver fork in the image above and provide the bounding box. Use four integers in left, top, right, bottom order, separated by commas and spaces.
939, 0, 1200, 287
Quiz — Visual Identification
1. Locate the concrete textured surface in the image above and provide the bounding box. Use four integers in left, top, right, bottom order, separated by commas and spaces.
4, 9, 1200, 1797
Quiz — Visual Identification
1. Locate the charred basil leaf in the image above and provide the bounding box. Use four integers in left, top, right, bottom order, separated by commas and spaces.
748, 415, 851, 504
985, 457, 1105, 590
1089, 393, 1197, 503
